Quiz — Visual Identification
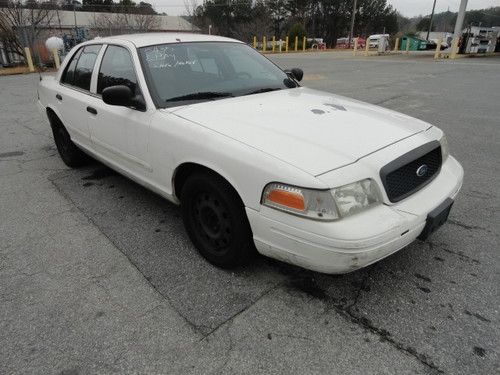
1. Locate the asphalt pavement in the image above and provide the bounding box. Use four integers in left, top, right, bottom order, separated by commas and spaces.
1, 52, 499, 374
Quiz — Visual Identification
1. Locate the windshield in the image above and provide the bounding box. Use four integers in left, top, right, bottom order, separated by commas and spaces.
138, 42, 296, 108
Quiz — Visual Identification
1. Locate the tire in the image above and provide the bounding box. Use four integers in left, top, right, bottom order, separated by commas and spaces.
181, 171, 255, 268
49, 113, 89, 168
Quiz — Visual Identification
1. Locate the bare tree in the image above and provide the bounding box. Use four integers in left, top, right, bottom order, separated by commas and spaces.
90, 11, 159, 36
0, 1, 55, 62
183, 0, 197, 16
131, 12, 160, 32
183, 0, 199, 32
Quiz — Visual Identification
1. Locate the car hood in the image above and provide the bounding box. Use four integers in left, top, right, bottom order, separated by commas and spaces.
171, 87, 430, 176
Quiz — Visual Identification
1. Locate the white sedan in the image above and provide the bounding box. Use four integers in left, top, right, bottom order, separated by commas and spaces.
37, 33, 464, 274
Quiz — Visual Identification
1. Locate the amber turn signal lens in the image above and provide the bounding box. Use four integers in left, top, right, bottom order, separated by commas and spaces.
267, 189, 306, 211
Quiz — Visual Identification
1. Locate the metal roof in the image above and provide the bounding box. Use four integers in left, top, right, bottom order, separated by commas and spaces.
0, 8, 199, 32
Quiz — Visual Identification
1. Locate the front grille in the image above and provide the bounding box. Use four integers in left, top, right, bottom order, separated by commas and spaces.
380, 141, 442, 202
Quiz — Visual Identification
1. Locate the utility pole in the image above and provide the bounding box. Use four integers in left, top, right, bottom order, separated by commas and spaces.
348, 0, 357, 47
451, 0, 468, 58
73, 2, 78, 33
426, 0, 437, 40
453, 0, 468, 37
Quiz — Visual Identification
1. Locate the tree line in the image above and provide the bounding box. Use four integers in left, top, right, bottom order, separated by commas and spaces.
413, 7, 500, 33
186, 1, 500, 46
186, 0, 399, 46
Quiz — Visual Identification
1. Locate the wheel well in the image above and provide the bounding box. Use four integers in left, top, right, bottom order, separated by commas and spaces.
173, 163, 241, 203
46, 107, 60, 129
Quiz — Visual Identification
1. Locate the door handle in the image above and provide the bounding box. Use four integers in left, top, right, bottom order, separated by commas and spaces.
86, 106, 97, 115
56, 94, 62, 101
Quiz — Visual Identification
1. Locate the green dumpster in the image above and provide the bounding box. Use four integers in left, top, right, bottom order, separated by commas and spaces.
401, 36, 428, 51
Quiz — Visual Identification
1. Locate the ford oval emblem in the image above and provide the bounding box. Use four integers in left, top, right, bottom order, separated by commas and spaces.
416, 164, 429, 177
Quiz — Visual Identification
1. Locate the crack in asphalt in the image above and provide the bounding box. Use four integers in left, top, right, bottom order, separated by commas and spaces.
195, 259, 446, 373
209, 327, 234, 375
199, 269, 444, 374
49, 167, 287, 341
334, 305, 444, 374
345, 271, 372, 312
282, 269, 445, 374
428, 242, 480, 264
49, 175, 203, 337
464, 309, 491, 323
333, 296, 444, 373
448, 219, 487, 231
199, 282, 283, 341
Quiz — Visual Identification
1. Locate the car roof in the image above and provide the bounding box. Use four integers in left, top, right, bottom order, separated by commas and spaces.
92, 32, 243, 48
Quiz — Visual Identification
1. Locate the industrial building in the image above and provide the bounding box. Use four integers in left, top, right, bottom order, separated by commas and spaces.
0, 9, 199, 66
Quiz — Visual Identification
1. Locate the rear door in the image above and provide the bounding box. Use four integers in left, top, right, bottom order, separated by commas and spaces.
86, 44, 153, 176
56, 44, 102, 147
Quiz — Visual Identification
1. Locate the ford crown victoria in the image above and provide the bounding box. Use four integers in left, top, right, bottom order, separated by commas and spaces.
37, 33, 464, 273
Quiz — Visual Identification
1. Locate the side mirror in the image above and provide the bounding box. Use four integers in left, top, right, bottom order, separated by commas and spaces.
102, 85, 133, 106
291, 68, 304, 82
102, 85, 145, 111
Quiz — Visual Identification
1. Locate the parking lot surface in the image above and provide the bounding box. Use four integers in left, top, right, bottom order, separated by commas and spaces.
1, 52, 499, 374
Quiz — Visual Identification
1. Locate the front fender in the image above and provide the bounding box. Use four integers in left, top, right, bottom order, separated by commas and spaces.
150, 111, 325, 210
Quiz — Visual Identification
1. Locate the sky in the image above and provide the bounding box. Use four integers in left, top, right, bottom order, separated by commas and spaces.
152, 0, 499, 17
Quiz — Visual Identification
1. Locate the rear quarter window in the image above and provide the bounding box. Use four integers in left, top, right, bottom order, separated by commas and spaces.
61, 48, 82, 85
73, 45, 102, 91
61, 44, 101, 91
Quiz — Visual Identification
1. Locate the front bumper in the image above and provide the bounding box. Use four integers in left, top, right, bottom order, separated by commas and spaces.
246, 156, 463, 274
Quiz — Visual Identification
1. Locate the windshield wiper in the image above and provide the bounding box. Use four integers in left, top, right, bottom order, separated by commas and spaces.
166, 92, 234, 102
243, 87, 282, 96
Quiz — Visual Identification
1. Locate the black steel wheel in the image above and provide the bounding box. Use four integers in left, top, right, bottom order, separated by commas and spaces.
181, 170, 255, 268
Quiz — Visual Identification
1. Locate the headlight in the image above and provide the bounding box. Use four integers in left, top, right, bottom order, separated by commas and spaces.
262, 183, 339, 220
261, 179, 382, 221
331, 179, 382, 217
439, 133, 449, 161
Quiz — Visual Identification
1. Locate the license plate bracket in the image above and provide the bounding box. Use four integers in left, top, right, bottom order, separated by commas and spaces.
418, 198, 454, 240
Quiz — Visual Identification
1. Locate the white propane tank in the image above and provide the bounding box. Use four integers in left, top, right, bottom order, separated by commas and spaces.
45, 36, 64, 52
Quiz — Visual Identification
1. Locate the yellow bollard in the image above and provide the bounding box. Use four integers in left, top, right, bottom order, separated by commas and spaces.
24, 47, 35, 72
405, 38, 410, 54
394, 38, 399, 52
353, 37, 358, 56
450, 37, 459, 59
51, 48, 60, 69
253, 36, 257, 49
364, 40, 369, 56
303, 36, 306, 52
294, 36, 298, 52
434, 38, 442, 60
285, 36, 289, 52
272, 36, 276, 53
263, 36, 267, 52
